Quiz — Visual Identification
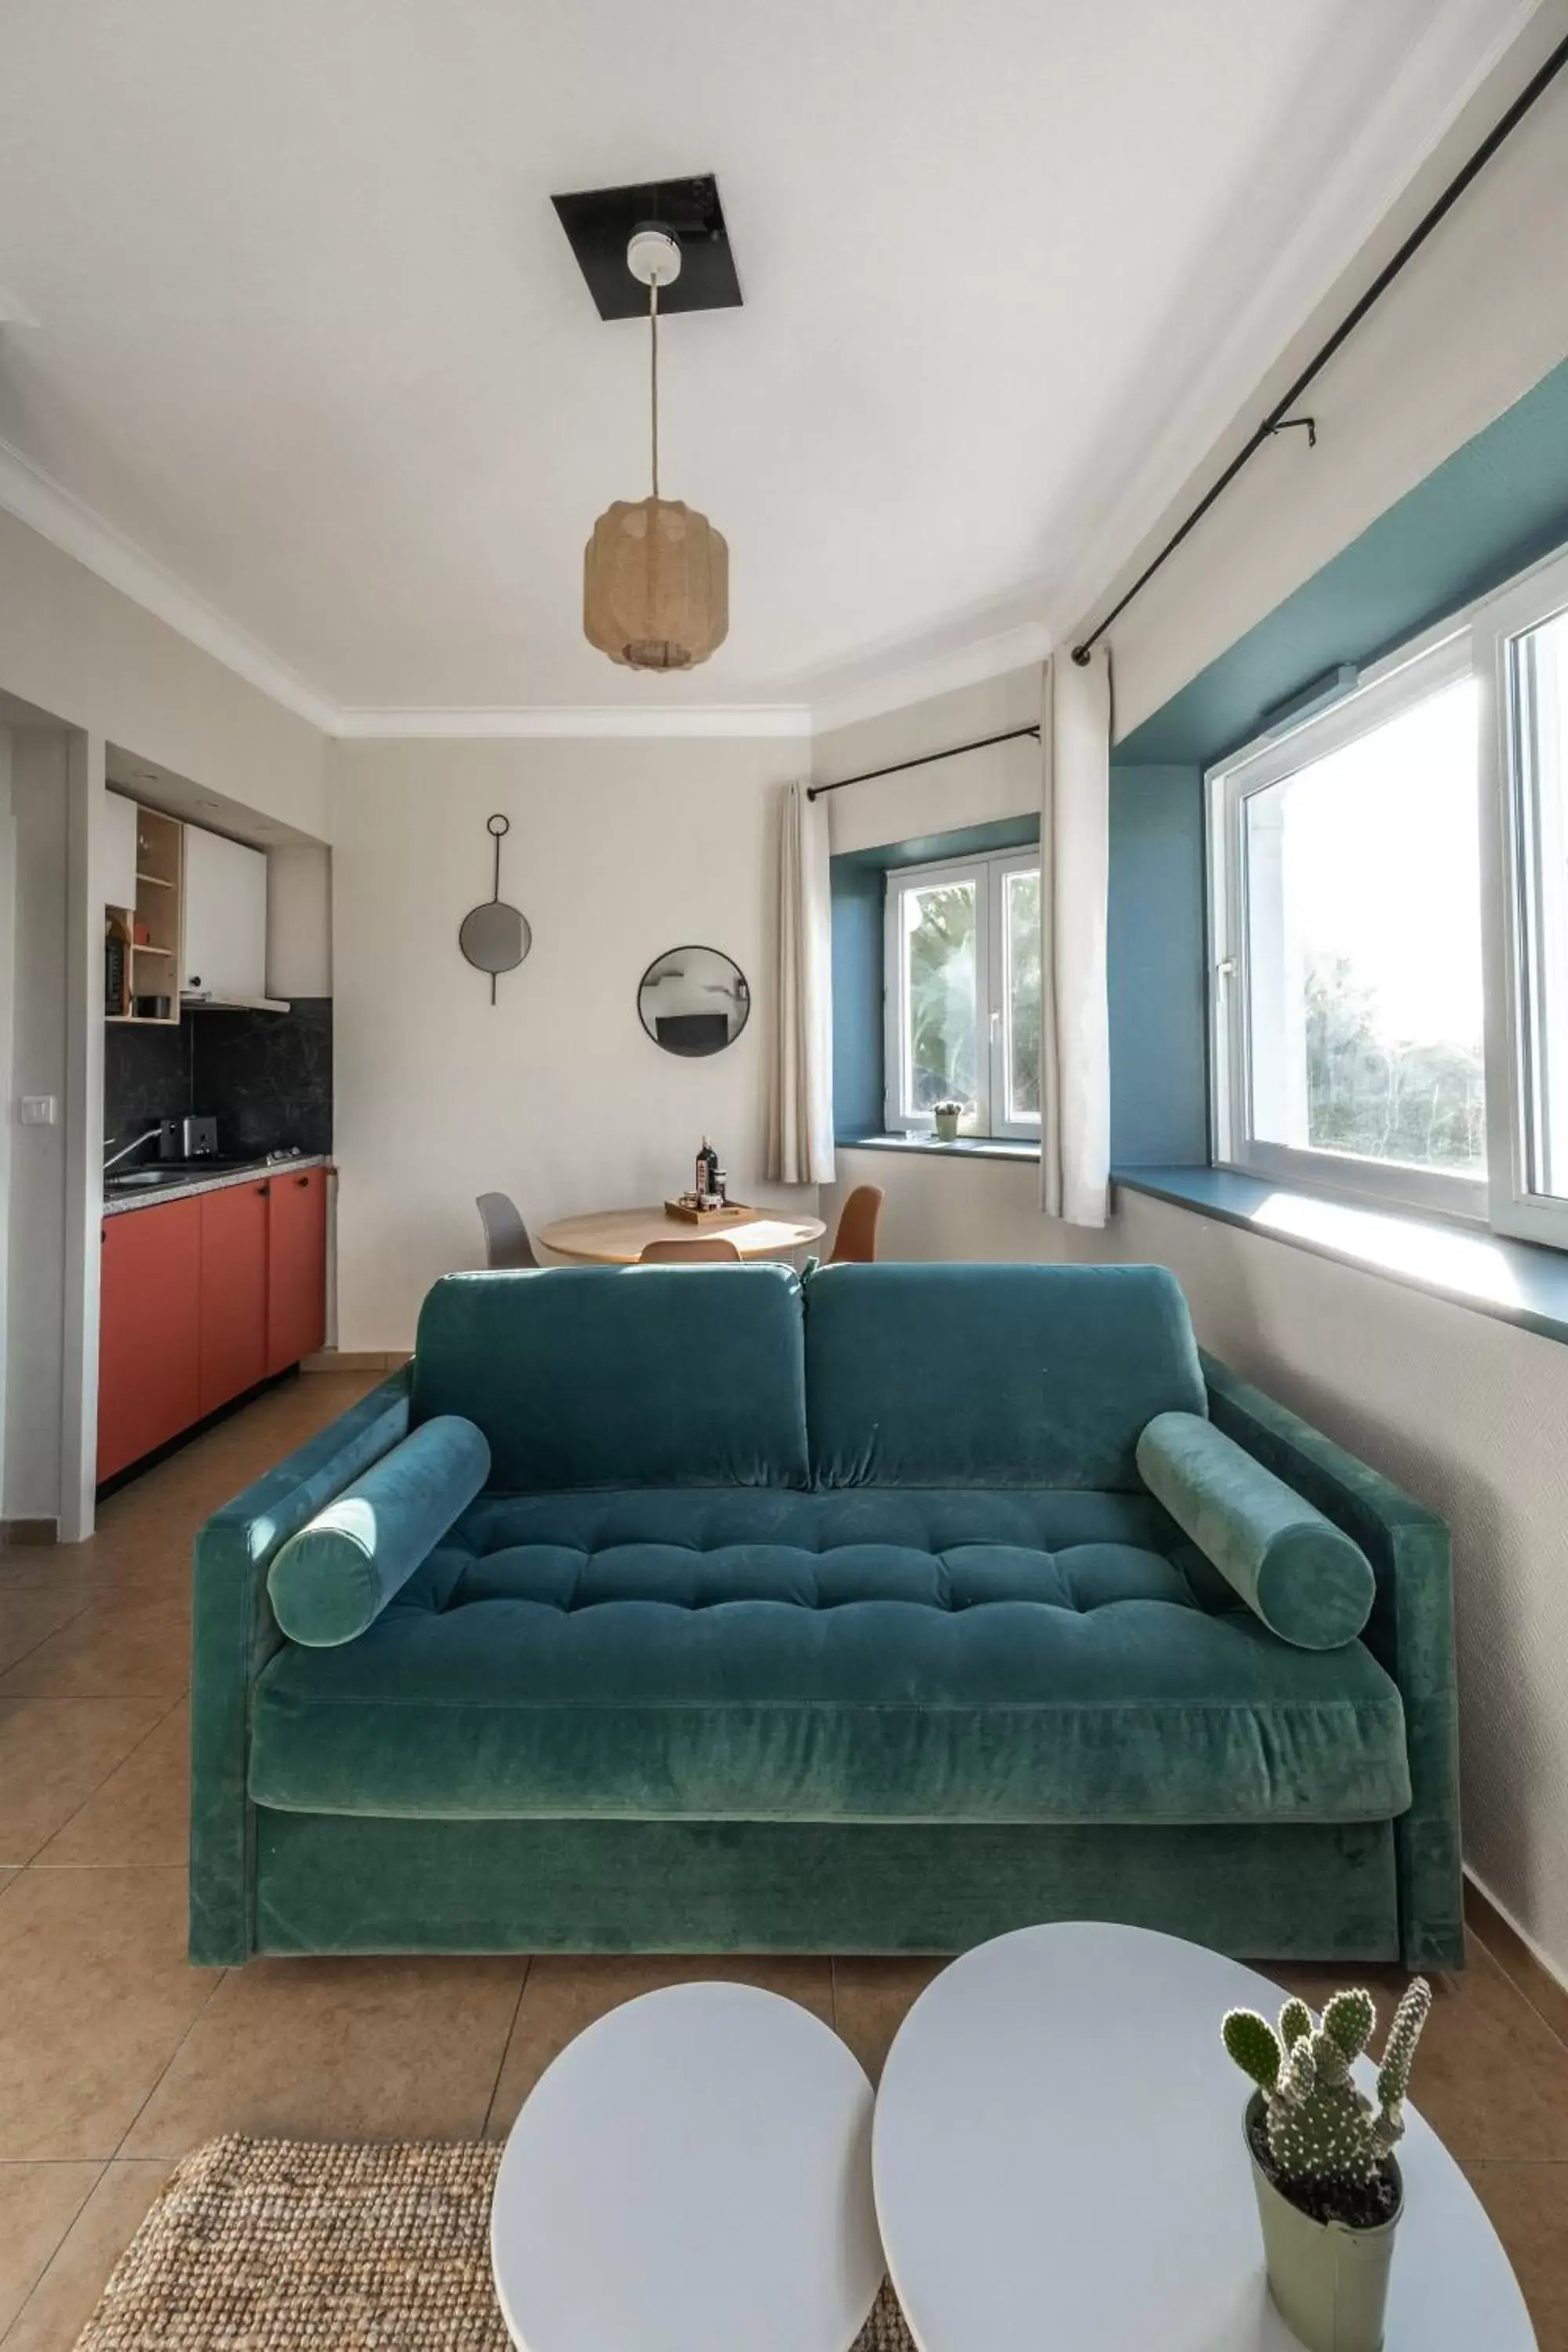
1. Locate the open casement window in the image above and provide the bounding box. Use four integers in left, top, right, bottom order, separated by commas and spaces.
884, 846, 1041, 1139
1208, 633, 1489, 1220
1478, 546, 1568, 1247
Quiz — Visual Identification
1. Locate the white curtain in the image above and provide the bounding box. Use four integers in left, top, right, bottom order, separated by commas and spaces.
766, 779, 837, 1186
1040, 648, 1112, 1226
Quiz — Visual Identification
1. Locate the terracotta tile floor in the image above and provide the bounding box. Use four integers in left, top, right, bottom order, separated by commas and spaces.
1, 1370, 1566, 2347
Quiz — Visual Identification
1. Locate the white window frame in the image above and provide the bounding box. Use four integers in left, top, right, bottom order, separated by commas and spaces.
884, 844, 1042, 1140
1207, 626, 1486, 1221
1476, 543, 1568, 1249
1208, 539, 1568, 1243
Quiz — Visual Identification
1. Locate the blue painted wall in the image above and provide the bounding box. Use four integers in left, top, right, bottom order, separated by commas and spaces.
1120, 352, 1568, 768
830, 862, 884, 1137
1108, 764, 1208, 1165
1104, 352, 1568, 1170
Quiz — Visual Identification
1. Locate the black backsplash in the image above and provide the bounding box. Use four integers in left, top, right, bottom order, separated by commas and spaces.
194, 1000, 333, 1157
103, 999, 333, 1162
103, 1021, 189, 1154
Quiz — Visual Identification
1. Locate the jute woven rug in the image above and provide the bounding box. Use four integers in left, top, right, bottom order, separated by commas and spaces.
74, 2136, 915, 2350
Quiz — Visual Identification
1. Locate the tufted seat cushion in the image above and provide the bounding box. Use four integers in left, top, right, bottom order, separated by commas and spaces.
249, 1489, 1410, 1828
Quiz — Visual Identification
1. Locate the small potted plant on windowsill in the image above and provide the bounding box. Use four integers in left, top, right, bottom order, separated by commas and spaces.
932, 1101, 964, 1142
1222, 1977, 1432, 2352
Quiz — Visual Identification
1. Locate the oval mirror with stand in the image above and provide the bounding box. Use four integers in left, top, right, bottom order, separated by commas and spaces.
459, 814, 532, 1004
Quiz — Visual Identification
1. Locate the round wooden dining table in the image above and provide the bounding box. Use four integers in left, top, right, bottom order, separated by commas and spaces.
537, 1205, 826, 1265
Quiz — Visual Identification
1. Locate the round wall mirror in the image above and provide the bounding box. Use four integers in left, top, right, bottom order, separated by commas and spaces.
637, 946, 751, 1057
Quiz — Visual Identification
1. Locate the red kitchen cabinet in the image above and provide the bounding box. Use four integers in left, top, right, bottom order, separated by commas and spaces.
267, 1165, 328, 1374
198, 1178, 271, 1415
97, 1197, 202, 1483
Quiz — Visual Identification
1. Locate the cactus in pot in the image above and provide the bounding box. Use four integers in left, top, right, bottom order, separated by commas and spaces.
1221, 1979, 1432, 2352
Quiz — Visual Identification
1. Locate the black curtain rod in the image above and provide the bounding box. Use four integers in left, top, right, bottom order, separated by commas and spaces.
806, 723, 1040, 800
1070, 25, 1568, 665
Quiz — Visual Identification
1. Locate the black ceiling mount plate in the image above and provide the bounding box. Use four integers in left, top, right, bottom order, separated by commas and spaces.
551, 176, 742, 320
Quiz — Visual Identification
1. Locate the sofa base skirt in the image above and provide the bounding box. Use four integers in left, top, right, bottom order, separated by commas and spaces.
232, 1811, 1407, 1965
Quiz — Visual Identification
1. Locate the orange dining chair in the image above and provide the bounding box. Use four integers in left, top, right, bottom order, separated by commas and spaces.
827, 1184, 884, 1263
638, 1237, 743, 1263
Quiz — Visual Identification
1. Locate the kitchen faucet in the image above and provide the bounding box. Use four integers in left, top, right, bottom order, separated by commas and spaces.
103, 1127, 163, 1174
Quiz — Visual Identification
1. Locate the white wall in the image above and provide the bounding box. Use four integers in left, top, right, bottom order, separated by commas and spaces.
3, 731, 70, 1519
1077, 24, 1568, 742
820, 668, 1040, 857
826, 1145, 1091, 1268
330, 735, 804, 1350
0, 506, 328, 839
267, 843, 332, 997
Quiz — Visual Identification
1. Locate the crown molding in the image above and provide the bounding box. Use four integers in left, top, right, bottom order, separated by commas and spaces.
807, 619, 1051, 738
330, 703, 813, 740
0, 435, 338, 731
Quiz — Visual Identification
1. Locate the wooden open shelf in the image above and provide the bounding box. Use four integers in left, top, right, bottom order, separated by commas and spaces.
107, 804, 183, 1025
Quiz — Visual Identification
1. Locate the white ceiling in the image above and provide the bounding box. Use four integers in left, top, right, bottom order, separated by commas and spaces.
0, 0, 1540, 725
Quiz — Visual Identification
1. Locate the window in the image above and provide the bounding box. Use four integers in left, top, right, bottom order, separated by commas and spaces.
884, 845, 1040, 1138
1208, 541, 1568, 1243
1478, 546, 1568, 1245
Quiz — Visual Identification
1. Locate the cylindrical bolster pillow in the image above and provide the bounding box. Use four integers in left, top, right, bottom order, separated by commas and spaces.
267, 1414, 490, 1646
1136, 1410, 1375, 1650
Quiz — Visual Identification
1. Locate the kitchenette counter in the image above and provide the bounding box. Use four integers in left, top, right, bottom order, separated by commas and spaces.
103, 1153, 331, 1216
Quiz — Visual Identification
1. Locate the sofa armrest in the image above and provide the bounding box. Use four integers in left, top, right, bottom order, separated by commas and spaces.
189, 1366, 412, 1963
1201, 1351, 1462, 1969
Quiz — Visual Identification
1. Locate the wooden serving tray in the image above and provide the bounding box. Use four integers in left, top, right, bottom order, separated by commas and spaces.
663, 1197, 753, 1227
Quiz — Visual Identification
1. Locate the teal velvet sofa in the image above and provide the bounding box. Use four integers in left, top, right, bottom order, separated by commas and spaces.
189, 1262, 1461, 1969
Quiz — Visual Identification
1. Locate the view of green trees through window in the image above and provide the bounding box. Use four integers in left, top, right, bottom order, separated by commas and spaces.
1007, 869, 1041, 1117
1244, 677, 1486, 1181
893, 853, 1042, 1134
1304, 955, 1486, 1171
905, 880, 978, 1109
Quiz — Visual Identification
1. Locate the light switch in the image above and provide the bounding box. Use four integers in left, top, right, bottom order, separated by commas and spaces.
19, 1096, 56, 1126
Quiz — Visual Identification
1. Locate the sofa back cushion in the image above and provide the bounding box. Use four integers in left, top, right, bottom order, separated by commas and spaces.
411, 1265, 810, 1490
805, 1262, 1206, 1490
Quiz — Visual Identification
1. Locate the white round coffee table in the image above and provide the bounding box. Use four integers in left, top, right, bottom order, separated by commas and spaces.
492, 1980, 884, 2352
873, 1922, 1534, 2351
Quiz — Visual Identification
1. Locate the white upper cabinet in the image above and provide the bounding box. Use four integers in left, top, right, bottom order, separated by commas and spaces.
103, 789, 139, 910
182, 824, 268, 998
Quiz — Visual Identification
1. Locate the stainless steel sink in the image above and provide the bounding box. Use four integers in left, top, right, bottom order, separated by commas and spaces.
106, 1170, 176, 1189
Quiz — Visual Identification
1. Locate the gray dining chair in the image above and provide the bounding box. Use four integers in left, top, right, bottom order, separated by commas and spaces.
476, 1192, 539, 1269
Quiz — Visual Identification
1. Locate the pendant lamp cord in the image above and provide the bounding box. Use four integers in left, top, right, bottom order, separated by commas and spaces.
649, 276, 660, 500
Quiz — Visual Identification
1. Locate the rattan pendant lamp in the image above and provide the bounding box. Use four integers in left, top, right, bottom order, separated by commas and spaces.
583, 227, 728, 670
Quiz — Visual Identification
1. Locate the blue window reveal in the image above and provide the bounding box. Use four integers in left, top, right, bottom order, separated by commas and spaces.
829, 790, 1209, 1169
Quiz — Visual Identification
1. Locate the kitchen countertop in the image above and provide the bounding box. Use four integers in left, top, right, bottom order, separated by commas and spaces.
102, 1154, 331, 1216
